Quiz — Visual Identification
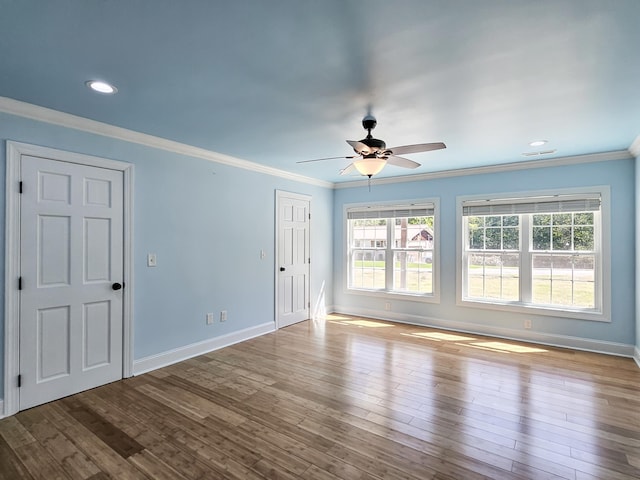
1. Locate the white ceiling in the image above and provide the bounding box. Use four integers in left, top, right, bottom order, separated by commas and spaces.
1, 0, 639, 182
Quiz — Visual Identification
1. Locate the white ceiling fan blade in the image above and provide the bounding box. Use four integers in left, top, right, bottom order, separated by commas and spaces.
386, 155, 421, 169
389, 142, 446, 156
346, 140, 372, 155
297, 155, 357, 164
340, 163, 356, 175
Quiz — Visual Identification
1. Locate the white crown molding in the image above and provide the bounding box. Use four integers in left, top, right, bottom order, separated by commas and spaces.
630, 133, 640, 158
331, 306, 635, 358
2, 96, 635, 191
0, 96, 333, 189
334, 150, 633, 189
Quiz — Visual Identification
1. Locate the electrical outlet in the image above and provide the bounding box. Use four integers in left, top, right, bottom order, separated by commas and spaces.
147, 253, 157, 267
206, 313, 214, 325
524, 319, 532, 329
220, 310, 227, 322
385, 302, 391, 311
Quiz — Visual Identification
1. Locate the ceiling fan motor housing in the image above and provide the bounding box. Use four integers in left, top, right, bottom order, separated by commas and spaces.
362, 114, 377, 131
355, 137, 386, 155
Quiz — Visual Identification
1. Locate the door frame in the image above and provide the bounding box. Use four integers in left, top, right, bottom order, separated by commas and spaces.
3, 141, 134, 417
274, 190, 311, 329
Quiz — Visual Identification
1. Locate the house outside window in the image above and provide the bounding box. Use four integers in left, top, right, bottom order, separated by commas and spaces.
458, 188, 610, 321
346, 200, 439, 302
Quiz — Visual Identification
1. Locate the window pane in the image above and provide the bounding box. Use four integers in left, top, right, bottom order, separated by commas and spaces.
466, 253, 519, 301
574, 212, 594, 225
532, 226, 550, 250
393, 251, 432, 293
485, 228, 501, 249
486, 216, 501, 227
503, 215, 519, 227
553, 213, 572, 225
351, 250, 385, 289
467, 254, 486, 298
503, 227, 519, 250
533, 214, 551, 226
351, 219, 387, 248
469, 227, 484, 249
574, 226, 594, 250
395, 216, 434, 249
532, 254, 595, 308
552, 226, 572, 250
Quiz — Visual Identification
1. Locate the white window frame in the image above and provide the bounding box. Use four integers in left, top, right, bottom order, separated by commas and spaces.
456, 187, 611, 322
344, 198, 440, 303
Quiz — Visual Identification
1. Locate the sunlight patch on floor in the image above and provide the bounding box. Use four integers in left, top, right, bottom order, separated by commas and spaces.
403, 331, 476, 342
329, 319, 394, 328
460, 341, 548, 354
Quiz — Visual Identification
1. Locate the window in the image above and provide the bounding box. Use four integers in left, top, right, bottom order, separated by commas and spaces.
346, 201, 438, 300
460, 190, 608, 320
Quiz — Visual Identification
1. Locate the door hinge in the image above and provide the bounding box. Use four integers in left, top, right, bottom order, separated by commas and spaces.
19, 181, 23, 194
308, 213, 311, 219
17, 374, 22, 388
308, 302, 311, 308
308, 258, 311, 264
18, 277, 22, 290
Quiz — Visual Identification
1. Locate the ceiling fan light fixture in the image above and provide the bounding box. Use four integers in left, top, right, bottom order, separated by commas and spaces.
354, 157, 386, 177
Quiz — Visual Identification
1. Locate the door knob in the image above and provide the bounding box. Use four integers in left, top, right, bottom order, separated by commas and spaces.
280, 267, 285, 272
112, 282, 123, 291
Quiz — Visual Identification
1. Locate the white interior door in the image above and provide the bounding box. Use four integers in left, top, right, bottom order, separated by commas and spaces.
19, 155, 124, 410
276, 192, 310, 328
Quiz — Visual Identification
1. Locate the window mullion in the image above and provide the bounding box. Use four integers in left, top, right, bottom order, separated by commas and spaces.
520, 214, 532, 303
385, 220, 393, 291
594, 211, 602, 310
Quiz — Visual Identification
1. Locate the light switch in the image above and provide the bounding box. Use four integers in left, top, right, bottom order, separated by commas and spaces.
147, 253, 157, 267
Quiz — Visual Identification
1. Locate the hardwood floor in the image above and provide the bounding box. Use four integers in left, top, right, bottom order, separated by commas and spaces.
2, 314, 640, 479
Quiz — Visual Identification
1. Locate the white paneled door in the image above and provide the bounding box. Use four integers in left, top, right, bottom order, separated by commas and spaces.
19, 155, 124, 410
276, 192, 310, 328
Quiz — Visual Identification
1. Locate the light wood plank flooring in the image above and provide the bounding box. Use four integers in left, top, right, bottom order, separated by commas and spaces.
2, 314, 640, 479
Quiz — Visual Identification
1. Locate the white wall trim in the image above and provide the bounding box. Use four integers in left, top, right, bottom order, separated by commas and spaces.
0, 96, 333, 189
634, 347, 640, 369
133, 322, 275, 375
334, 150, 633, 189
0, 400, 4, 420
3, 141, 135, 417
629, 134, 640, 158
331, 307, 635, 358
1, 97, 633, 192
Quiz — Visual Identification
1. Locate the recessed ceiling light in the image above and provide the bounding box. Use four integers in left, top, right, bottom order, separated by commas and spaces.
529, 140, 547, 147
86, 80, 117, 94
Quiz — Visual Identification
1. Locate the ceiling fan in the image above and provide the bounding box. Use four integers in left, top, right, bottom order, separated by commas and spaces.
297, 115, 446, 178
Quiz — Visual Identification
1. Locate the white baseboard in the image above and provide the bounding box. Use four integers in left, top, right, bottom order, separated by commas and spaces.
331, 306, 635, 358
133, 322, 275, 375
634, 346, 640, 369
0, 399, 5, 419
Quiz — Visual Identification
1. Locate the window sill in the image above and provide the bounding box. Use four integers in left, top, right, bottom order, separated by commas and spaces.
347, 288, 440, 304
457, 298, 609, 322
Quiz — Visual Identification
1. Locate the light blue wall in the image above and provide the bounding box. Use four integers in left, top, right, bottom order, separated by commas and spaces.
333, 158, 636, 346
0, 111, 334, 399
